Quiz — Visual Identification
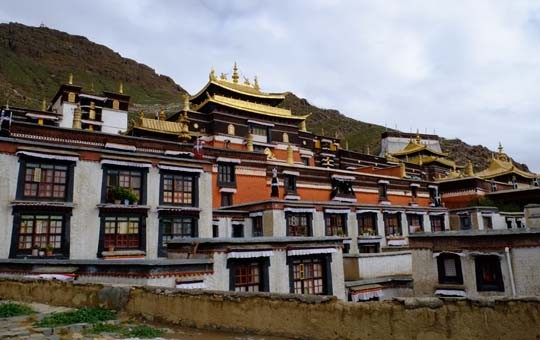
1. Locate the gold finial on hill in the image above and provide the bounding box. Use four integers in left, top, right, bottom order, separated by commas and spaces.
466, 160, 474, 177
159, 108, 166, 121
139, 110, 145, 122
209, 67, 216, 81
243, 77, 250, 85
72, 104, 82, 129
415, 129, 421, 143
119, 82, 124, 94
41, 97, 47, 111
498, 142, 503, 155
253, 76, 260, 91
68, 73, 73, 85
232, 62, 239, 83
220, 72, 227, 80
183, 93, 190, 111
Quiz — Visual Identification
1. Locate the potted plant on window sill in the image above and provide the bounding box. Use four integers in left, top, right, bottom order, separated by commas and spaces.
45, 244, 54, 257
38, 246, 45, 257
109, 187, 138, 205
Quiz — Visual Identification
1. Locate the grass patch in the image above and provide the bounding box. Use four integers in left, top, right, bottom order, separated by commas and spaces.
84, 322, 165, 339
0, 303, 35, 318
123, 325, 165, 338
34, 307, 115, 328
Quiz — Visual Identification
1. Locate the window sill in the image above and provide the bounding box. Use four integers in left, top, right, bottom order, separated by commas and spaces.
284, 195, 301, 200
358, 235, 382, 240
217, 183, 237, 188
11, 200, 75, 208
101, 250, 146, 260
379, 200, 391, 205
435, 283, 465, 290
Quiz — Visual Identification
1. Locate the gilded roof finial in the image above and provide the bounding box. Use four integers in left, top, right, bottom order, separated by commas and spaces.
72, 104, 82, 129
159, 108, 166, 121
498, 142, 503, 155
415, 129, 421, 143
243, 76, 250, 85
183, 93, 190, 111
41, 97, 47, 111
232, 62, 239, 84
253, 76, 260, 91
466, 160, 474, 177
119, 82, 124, 94
209, 67, 216, 81
139, 110, 145, 122
220, 72, 228, 80
400, 162, 406, 178
68, 73, 73, 85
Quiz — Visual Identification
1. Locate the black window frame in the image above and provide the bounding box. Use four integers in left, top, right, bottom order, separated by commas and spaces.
384, 212, 402, 237
459, 215, 471, 230
288, 255, 333, 296
430, 215, 445, 232
286, 212, 313, 237
378, 183, 388, 201
358, 212, 378, 236
475, 255, 504, 292
407, 213, 424, 233
252, 216, 264, 237
437, 253, 463, 284
358, 243, 380, 253
97, 212, 147, 256
284, 175, 297, 195
9, 210, 72, 259
330, 179, 355, 199
158, 215, 198, 257
101, 165, 148, 205
16, 156, 76, 202
221, 191, 234, 207
227, 257, 270, 293
482, 215, 493, 230
232, 223, 244, 238
324, 213, 347, 236
217, 163, 236, 187
159, 170, 199, 207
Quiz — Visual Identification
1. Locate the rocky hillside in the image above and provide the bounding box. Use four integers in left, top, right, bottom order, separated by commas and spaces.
0, 22, 527, 171
0, 22, 186, 108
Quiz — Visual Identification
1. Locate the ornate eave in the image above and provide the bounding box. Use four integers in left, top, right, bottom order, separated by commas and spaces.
476, 158, 536, 180
191, 80, 286, 102
390, 140, 448, 157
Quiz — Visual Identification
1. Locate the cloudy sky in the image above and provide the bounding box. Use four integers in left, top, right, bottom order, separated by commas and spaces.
1, 0, 540, 171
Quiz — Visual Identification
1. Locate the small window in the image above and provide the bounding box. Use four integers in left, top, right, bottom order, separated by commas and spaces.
437, 253, 463, 284
218, 163, 236, 187
232, 223, 244, 238
475, 255, 504, 292
103, 216, 142, 250
516, 220, 523, 228
232, 262, 262, 292
506, 219, 513, 229
291, 257, 327, 295
284, 175, 297, 195
428, 187, 440, 206
286, 212, 312, 236
212, 223, 219, 238
17, 215, 63, 252
359, 243, 379, 253
482, 216, 493, 230
358, 213, 377, 236
411, 186, 418, 200
221, 192, 233, 207
331, 179, 354, 199
384, 213, 401, 237
459, 215, 471, 230
430, 215, 444, 232
378, 183, 388, 201
325, 214, 347, 236
252, 216, 263, 237
301, 157, 310, 166
408, 214, 424, 233
161, 173, 195, 206
22, 162, 69, 200
104, 168, 143, 204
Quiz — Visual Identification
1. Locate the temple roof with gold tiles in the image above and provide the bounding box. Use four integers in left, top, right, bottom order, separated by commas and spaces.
475, 144, 537, 180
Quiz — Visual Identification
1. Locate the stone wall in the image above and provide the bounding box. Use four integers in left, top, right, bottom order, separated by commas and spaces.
0, 278, 539, 340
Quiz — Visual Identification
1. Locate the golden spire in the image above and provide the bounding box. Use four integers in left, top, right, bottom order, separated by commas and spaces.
119, 82, 124, 94
41, 97, 47, 111
72, 104, 82, 129
139, 110, 145, 122
232, 62, 239, 83
466, 160, 474, 177
400, 162, 406, 178
246, 133, 254, 152
415, 129, 421, 143
159, 108, 166, 121
345, 140, 349, 150
89, 101, 96, 120
498, 142, 503, 156
253, 76, 260, 91
209, 67, 216, 81
178, 112, 191, 142
68, 73, 73, 85
299, 120, 307, 132
287, 144, 294, 164
183, 93, 190, 111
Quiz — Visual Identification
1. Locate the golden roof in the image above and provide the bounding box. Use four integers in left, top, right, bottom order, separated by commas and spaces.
390, 140, 448, 157
132, 116, 184, 135
193, 93, 310, 120
420, 155, 461, 168
475, 156, 536, 180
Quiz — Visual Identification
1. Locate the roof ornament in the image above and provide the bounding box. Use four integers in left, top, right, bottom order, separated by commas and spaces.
209, 67, 217, 81
498, 142, 504, 156
72, 104, 82, 129
232, 62, 239, 83
220, 72, 228, 80
183, 93, 190, 111
139, 110, 145, 123
466, 160, 474, 177
159, 108, 166, 121
253, 76, 260, 91
119, 82, 124, 94
415, 129, 421, 143
68, 73, 73, 85
41, 97, 47, 112
243, 77, 250, 85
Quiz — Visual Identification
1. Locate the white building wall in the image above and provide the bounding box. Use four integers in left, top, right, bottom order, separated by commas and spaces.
59, 103, 76, 129
510, 247, 540, 296
376, 212, 386, 246
145, 167, 160, 259
423, 214, 431, 232
331, 250, 346, 300
205, 253, 229, 291
269, 251, 289, 293
0, 154, 19, 258
101, 109, 128, 134
358, 252, 412, 279
312, 211, 325, 237
70, 161, 101, 259
347, 213, 359, 254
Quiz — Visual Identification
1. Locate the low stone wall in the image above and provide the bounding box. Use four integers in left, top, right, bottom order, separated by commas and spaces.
0, 278, 539, 340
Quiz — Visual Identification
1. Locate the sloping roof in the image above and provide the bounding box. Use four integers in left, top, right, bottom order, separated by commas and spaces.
390, 140, 448, 157
131, 117, 184, 135
191, 79, 286, 101
476, 157, 536, 180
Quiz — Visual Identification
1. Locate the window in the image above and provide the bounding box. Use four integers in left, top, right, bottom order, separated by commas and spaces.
286, 212, 312, 236
252, 216, 263, 237
159, 217, 197, 255
358, 213, 377, 236
506, 219, 513, 229
250, 125, 268, 137
516, 220, 523, 228
359, 243, 379, 253
459, 215, 471, 230
482, 216, 493, 230
218, 163, 236, 187
17, 215, 63, 251
430, 215, 445, 232
228, 259, 269, 292
103, 216, 142, 250
324, 214, 347, 236
284, 175, 297, 195
212, 223, 219, 238
428, 187, 440, 207
475, 256, 504, 292
232, 223, 244, 238
331, 179, 354, 199
384, 213, 401, 237
104, 168, 143, 204
221, 192, 233, 207
437, 253, 463, 284
291, 257, 327, 295
301, 157, 310, 166
407, 214, 424, 233
411, 186, 418, 200
161, 173, 195, 206
378, 183, 388, 201
22, 162, 68, 200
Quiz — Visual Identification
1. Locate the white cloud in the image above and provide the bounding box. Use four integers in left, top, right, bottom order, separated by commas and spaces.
1, 0, 540, 171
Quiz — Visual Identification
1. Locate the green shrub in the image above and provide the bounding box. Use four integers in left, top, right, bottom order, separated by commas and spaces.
123, 325, 165, 338
34, 307, 115, 327
0, 303, 35, 317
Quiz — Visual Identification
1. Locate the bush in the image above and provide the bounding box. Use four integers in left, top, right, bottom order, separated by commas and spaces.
0, 303, 35, 317
124, 325, 165, 338
34, 307, 115, 327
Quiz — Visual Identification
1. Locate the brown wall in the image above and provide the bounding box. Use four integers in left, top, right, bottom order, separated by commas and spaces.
0, 279, 539, 340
